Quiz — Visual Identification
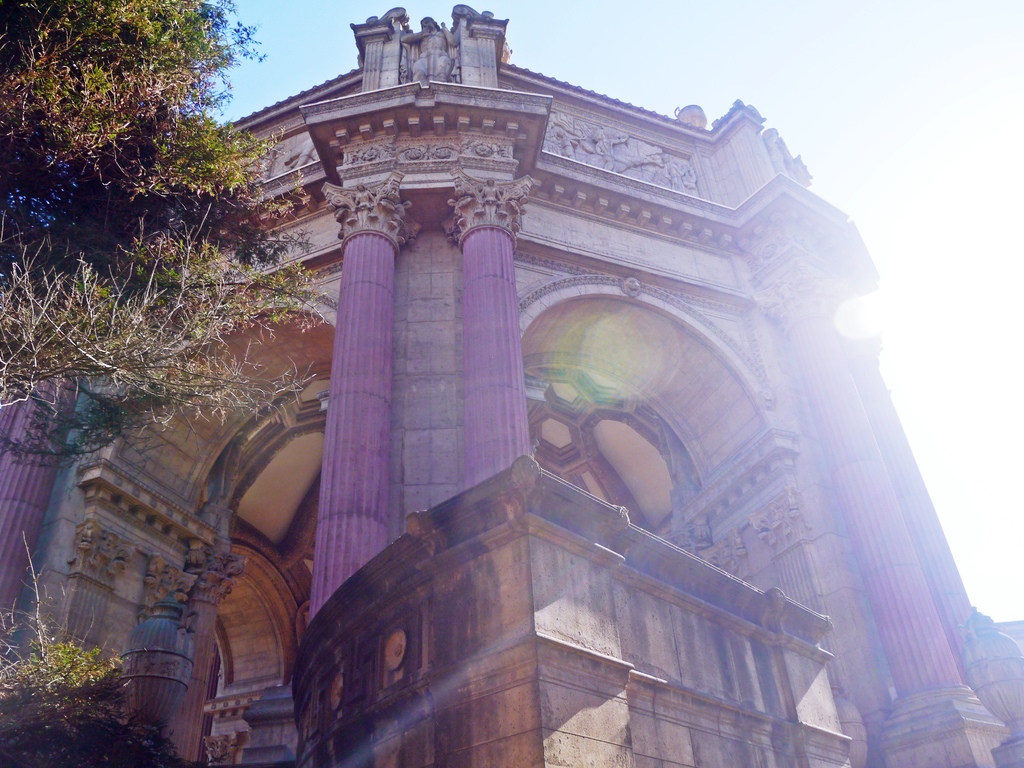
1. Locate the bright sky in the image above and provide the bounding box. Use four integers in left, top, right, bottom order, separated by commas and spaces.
226, 1, 1024, 622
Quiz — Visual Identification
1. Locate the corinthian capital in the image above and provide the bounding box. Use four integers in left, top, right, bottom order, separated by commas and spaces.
189, 553, 246, 606
446, 169, 536, 245
755, 260, 845, 330
322, 172, 419, 249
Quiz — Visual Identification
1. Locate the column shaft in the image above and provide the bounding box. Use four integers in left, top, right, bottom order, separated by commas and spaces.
310, 232, 396, 615
790, 317, 963, 695
0, 400, 61, 612
461, 226, 531, 487
168, 599, 219, 759
849, 350, 971, 680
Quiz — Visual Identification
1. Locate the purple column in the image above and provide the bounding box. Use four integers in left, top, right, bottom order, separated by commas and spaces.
448, 171, 536, 487
168, 538, 244, 759
310, 174, 417, 616
849, 342, 971, 680
760, 264, 963, 696
0, 399, 63, 613
461, 226, 531, 486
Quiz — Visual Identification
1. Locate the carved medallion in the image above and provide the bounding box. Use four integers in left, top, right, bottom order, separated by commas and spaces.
384, 629, 407, 671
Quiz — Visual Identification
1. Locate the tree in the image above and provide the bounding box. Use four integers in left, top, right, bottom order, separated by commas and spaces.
0, 642, 201, 767
0, 567, 200, 768
0, 0, 319, 457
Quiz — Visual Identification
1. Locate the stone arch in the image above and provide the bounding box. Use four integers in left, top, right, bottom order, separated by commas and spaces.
107, 318, 335, 512
521, 294, 768, 530
215, 548, 291, 693
519, 276, 771, 415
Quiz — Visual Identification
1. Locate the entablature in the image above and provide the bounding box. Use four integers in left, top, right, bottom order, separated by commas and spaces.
77, 461, 218, 551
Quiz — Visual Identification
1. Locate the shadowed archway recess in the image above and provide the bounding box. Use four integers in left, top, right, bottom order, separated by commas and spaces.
522, 297, 766, 532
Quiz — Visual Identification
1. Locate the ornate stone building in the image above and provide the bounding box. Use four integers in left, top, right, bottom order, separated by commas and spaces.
2, 6, 1023, 768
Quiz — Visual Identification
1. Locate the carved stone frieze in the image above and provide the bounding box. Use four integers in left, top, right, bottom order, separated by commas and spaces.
395, 141, 458, 163
190, 553, 246, 606
322, 172, 420, 249
204, 732, 240, 765
749, 487, 809, 549
702, 528, 748, 578
342, 141, 397, 166
543, 111, 698, 194
756, 260, 845, 329
673, 514, 713, 553
67, 518, 132, 584
447, 169, 536, 244
140, 554, 194, 619
264, 133, 318, 180
340, 136, 516, 173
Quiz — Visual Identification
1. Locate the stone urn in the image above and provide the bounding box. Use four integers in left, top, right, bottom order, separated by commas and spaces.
963, 608, 1024, 741
121, 597, 195, 725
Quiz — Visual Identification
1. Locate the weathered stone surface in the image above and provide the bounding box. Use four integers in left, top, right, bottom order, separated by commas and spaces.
294, 465, 848, 768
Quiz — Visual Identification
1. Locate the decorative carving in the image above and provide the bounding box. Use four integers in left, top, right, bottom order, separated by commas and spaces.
396, 142, 458, 162
342, 141, 396, 166
543, 112, 698, 193
140, 554, 193, 619
446, 169, 536, 244
756, 261, 845, 328
402, 17, 458, 86
67, 518, 132, 583
322, 172, 419, 249
620, 277, 642, 297
264, 133, 318, 180
384, 629, 407, 671
702, 528, 748, 577
674, 514, 713, 552
204, 732, 240, 765
190, 553, 246, 606
463, 139, 514, 160
750, 487, 809, 548
762, 128, 812, 187
185, 539, 213, 575
761, 586, 788, 633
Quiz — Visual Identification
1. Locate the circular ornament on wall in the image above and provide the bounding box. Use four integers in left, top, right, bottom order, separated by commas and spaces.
384, 629, 407, 671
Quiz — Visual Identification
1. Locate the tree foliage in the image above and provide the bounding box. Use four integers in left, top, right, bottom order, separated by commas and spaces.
0, 641, 200, 767
0, 0, 320, 457
0, 556, 200, 767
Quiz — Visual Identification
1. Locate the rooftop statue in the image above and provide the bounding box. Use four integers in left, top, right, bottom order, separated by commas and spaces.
402, 17, 458, 86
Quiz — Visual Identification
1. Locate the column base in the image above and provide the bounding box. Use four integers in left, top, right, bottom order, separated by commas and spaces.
993, 738, 1024, 768
881, 686, 1007, 768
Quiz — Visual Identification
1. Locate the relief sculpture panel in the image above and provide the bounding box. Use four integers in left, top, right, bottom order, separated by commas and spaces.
544, 111, 699, 194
